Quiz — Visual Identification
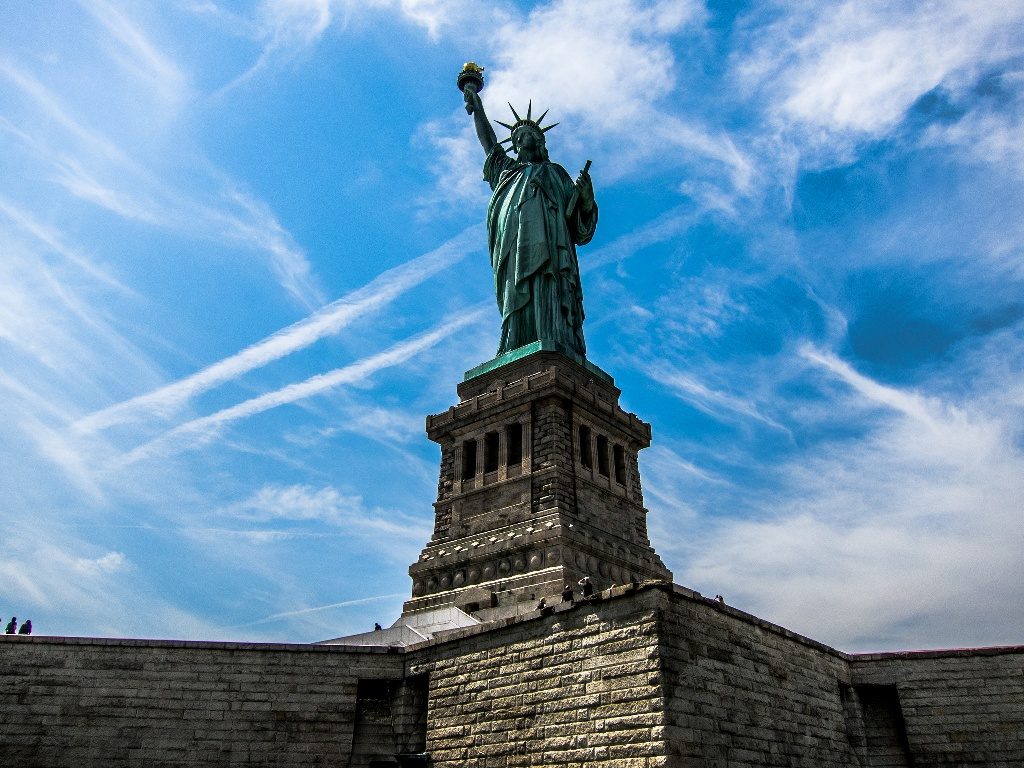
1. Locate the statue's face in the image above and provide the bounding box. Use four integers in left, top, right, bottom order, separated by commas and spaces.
513, 125, 544, 154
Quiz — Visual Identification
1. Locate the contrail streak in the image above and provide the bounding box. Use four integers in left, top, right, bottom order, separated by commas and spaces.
231, 593, 406, 629
77, 225, 483, 432
118, 306, 487, 464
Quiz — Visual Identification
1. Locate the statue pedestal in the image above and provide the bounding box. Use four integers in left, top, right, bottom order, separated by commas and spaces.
462, 340, 613, 387
403, 346, 671, 618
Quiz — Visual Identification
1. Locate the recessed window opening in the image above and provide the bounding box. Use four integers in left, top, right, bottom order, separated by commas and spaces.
506, 422, 523, 466
579, 425, 592, 468
613, 444, 627, 485
484, 431, 500, 473
462, 439, 477, 479
597, 434, 610, 477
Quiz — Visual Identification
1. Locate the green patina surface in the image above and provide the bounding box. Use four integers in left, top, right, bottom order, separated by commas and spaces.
463, 340, 614, 385
461, 75, 598, 361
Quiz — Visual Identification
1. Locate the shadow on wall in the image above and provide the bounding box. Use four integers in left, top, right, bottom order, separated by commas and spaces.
350, 675, 431, 768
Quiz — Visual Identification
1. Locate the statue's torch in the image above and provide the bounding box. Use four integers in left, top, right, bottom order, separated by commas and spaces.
457, 61, 485, 114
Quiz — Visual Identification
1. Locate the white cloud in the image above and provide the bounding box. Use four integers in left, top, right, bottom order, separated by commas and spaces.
0, 238, 155, 409
258, 0, 333, 48
212, 186, 325, 308
288, 403, 424, 448
51, 156, 164, 224
679, 346, 1024, 651
220, 483, 431, 544
238, 483, 379, 521
920, 90, 1024, 172
800, 345, 939, 427
414, 121, 491, 216
419, 0, 751, 211
0, 193, 127, 292
74, 551, 131, 576
237, 483, 368, 523
488, 0, 701, 122
214, 0, 333, 92
391, 0, 479, 40
0, 60, 130, 164
734, 0, 1024, 160
583, 205, 701, 273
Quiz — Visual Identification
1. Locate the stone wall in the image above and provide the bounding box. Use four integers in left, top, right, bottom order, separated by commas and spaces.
408, 588, 669, 767
0, 635, 409, 767
2, 588, 1021, 767
657, 586, 860, 767
408, 581, 1023, 768
849, 646, 1024, 767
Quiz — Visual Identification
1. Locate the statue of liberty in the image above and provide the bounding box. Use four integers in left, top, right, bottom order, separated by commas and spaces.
459, 64, 597, 358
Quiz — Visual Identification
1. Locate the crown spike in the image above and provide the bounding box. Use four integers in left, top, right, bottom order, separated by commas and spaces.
508, 102, 521, 121
498, 136, 514, 145
495, 120, 515, 130
526, 100, 532, 121
536, 109, 549, 125
541, 122, 559, 133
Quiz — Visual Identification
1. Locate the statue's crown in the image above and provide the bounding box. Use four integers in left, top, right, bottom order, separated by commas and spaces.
495, 101, 558, 146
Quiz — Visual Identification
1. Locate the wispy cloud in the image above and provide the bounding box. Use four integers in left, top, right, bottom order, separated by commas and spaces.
682, 345, 1024, 651
584, 205, 701, 273
0, 193, 128, 291
77, 225, 482, 432
733, 0, 1024, 162
419, 0, 751, 212
77, 0, 189, 107
234, 591, 406, 629
0, 522, 221, 639
799, 344, 939, 426
0, 240, 155, 408
642, 444, 724, 522
212, 0, 334, 96
215, 0, 480, 96
647, 361, 789, 433
1, 55, 323, 306
120, 307, 487, 462
223, 483, 430, 541
0, 60, 130, 164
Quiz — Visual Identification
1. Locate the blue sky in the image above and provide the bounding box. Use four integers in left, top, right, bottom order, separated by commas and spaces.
1, 0, 1022, 652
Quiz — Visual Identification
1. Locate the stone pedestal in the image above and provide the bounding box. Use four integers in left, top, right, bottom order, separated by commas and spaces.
403, 343, 671, 616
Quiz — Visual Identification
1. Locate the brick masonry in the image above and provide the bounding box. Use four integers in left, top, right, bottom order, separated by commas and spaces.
407, 350, 670, 617
849, 646, 1024, 767
409, 587, 669, 767
659, 588, 856, 767
0, 636, 408, 767
4, 585, 1020, 766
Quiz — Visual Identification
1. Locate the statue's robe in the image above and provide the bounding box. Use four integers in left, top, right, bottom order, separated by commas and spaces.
484, 145, 597, 357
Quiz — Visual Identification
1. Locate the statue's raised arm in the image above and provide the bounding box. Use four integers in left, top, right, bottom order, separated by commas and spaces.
456, 61, 598, 359
458, 63, 497, 154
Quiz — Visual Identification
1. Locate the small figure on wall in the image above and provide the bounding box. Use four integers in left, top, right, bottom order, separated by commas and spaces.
578, 576, 594, 598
